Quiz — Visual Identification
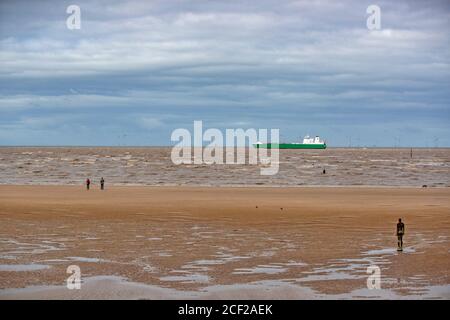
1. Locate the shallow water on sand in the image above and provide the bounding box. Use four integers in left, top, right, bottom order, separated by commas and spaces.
0, 275, 448, 300
0, 183, 448, 299
0, 264, 50, 272
0, 147, 449, 186
1, 214, 448, 298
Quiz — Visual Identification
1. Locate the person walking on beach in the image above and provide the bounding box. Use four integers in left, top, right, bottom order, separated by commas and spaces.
100, 177, 105, 190
397, 218, 405, 251
86, 178, 91, 190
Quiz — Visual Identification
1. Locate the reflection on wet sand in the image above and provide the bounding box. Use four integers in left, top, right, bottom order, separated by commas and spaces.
0, 186, 449, 299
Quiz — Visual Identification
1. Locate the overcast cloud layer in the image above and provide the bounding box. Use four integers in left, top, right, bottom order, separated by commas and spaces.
0, 0, 449, 146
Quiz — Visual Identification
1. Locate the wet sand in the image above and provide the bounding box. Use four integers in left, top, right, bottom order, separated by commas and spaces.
0, 185, 449, 299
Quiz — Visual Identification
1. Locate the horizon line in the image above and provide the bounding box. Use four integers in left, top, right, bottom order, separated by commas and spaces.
0, 145, 449, 149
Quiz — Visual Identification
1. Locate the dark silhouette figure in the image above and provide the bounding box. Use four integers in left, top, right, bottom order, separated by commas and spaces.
322, 169, 326, 174
100, 177, 105, 190
86, 178, 91, 190
397, 218, 405, 250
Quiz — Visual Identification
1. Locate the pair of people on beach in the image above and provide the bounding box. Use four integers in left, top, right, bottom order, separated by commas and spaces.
86, 177, 105, 190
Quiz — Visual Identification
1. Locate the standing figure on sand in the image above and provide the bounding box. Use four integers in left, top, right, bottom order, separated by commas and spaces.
86, 178, 90, 190
397, 218, 405, 251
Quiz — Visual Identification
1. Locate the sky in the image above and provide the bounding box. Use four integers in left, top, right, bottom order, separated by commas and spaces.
0, 0, 449, 147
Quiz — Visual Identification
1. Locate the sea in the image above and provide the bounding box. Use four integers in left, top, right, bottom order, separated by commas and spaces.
0, 147, 449, 187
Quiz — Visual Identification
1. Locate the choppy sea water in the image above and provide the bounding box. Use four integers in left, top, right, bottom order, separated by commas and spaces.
0, 147, 449, 187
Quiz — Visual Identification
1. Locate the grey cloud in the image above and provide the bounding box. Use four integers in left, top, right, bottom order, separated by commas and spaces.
0, 0, 449, 146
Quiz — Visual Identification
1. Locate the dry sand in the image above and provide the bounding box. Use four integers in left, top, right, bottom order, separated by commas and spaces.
0, 185, 449, 299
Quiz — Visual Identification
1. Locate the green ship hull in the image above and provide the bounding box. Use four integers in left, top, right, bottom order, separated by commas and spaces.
254, 143, 326, 149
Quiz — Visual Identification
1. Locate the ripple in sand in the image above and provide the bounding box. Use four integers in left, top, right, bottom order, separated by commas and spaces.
298, 256, 389, 282
278, 261, 307, 267
67, 257, 107, 263
299, 271, 360, 282
160, 274, 210, 283
0, 255, 17, 260
189, 259, 226, 266
233, 265, 287, 275
363, 247, 415, 255
1, 239, 66, 255
0, 264, 50, 271
156, 251, 172, 257
41, 259, 70, 263
213, 251, 252, 263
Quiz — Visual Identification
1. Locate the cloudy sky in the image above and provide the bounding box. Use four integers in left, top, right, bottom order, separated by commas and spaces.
0, 0, 449, 146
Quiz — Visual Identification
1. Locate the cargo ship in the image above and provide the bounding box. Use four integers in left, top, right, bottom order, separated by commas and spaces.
254, 135, 326, 149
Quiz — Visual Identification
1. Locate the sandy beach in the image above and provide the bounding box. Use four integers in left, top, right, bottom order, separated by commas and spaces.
0, 185, 449, 299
